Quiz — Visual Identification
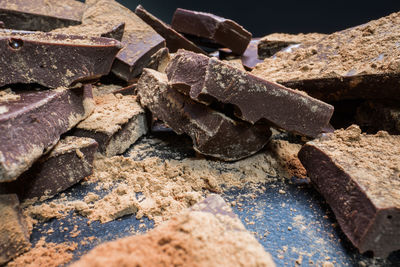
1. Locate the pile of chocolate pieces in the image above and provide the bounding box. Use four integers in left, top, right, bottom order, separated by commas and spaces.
0, 0, 399, 264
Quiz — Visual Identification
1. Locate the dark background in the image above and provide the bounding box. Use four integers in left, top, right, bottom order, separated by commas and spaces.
117, 0, 399, 37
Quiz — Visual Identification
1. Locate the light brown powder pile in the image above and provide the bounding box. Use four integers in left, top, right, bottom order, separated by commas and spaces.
259, 32, 326, 44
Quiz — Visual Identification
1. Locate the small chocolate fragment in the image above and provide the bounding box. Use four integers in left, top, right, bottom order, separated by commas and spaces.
0, 194, 31, 265
356, 101, 400, 134
135, 5, 206, 54
137, 68, 271, 161
146, 47, 170, 73
298, 125, 400, 257
0, 0, 84, 32
73, 93, 148, 157
241, 38, 263, 70
171, 8, 251, 55
0, 137, 98, 201
166, 50, 334, 138
0, 30, 122, 88
0, 86, 94, 182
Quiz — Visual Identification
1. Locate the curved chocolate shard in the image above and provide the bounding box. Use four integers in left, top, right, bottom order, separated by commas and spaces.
0, 85, 94, 183
137, 68, 271, 161
171, 8, 251, 55
0, 30, 122, 88
298, 125, 400, 258
0, 0, 84, 32
166, 50, 334, 138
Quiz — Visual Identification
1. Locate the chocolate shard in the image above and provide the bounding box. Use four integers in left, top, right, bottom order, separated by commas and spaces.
171, 8, 252, 55
73, 93, 148, 157
298, 125, 400, 258
0, 137, 98, 201
0, 86, 94, 183
0, 194, 31, 265
135, 5, 206, 54
166, 50, 334, 138
0, 0, 84, 32
146, 47, 170, 73
241, 38, 263, 70
137, 68, 271, 161
0, 30, 122, 88
83, 0, 165, 82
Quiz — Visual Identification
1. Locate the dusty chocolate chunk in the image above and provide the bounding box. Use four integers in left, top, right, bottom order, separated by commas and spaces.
137, 68, 271, 161
0, 30, 122, 88
166, 50, 334, 138
146, 47, 170, 73
356, 101, 400, 134
241, 38, 263, 70
0, 194, 31, 265
298, 125, 400, 257
0, 137, 98, 201
0, 86, 94, 183
73, 93, 147, 157
171, 8, 251, 55
83, 0, 165, 82
0, 0, 84, 32
135, 5, 205, 54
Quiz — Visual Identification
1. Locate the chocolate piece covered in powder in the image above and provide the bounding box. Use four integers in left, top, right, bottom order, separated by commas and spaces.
171, 8, 251, 55
146, 47, 170, 73
0, 86, 94, 182
0, 0, 84, 32
166, 50, 334, 138
83, 0, 165, 82
0, 194, 31, 265
298, 125, 400, 257
0, 30, 122, 88
0, 137, 98, 201
137, 68, 271, 161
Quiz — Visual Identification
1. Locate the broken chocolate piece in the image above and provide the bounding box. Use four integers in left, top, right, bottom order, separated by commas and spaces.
73, 93, 147, 157
135, 5, 205, 54
83, 0, 165, 82
166, 50, 334, 138
241, 38, 263, 70
137, 68, 271, 161
0, 137, 98, 201
298, 125, 400, 257
171, 8, 251, 55
146, 47, 170, 73
0, 30, 122, 88
0, 194, 31, 265
0, 0, 84, 32
0, 86, 94, 182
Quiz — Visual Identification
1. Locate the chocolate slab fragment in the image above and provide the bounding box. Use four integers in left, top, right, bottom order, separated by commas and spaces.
298, 125, 400, 257
0, 194, 31, 265
166, 50, 334, 138
0, 30, 122, 88
0, 0, 84, 32
0, 137, 98, 201
137, 68, 271, 161
146, 47, 170, 73
356, 101, 400, 134
171, 8, 251, 55
83, 0, 165, 82
0, 86, 94, 182
73, 93, 147, 157
135, 5, 205, 54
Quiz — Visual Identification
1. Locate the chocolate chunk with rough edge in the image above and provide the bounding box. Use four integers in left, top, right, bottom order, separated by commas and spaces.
298, 125, 400, 258
0, 30, 122, 88
73, 93, 148, 157
83, 0, 165, 82
0, 137, 98, 201
0, 0, 84, 32
241, 38, 264, 70
0, 85, 94, 183
171, 8, 251, 55
166, 50, 334, 138
146, 47, 170, 73
135, 5, 206, 54
0, 194, 31, 265
137, 68, 271, 161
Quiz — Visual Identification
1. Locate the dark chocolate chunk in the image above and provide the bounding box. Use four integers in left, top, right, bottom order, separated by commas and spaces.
356, 101, 400, 134
0, 86, 94, 182
298, 125, 400, 258
171, 8, 251, 55
0, 30, 122, 88
137, 68, 271, 161
0, 194, 31, 265
241, 38, 264, 70
135, 5, 206, 54
0, 0, 84, 32
146, 47, 170, 73
166, 50, 334, 138
0, 137, 98, 201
